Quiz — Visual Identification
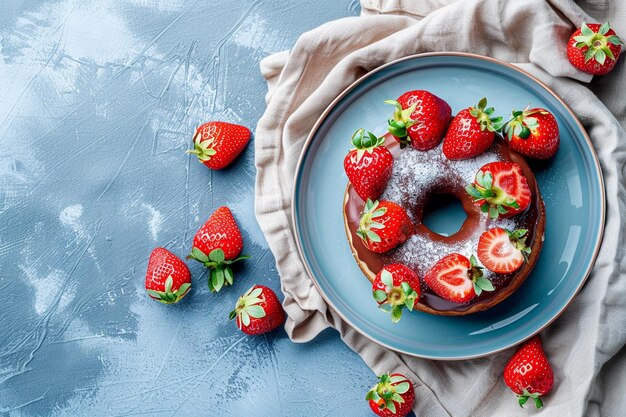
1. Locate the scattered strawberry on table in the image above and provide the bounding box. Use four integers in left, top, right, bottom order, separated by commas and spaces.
385, 90, 452, 150
145, 247, 192, 304
465, 161, 531, 219
372, 264, 421, 323
503, 108, 559, 159
229, 285, 285, 335
187, 206, 250, 292
567, 22, 623, 75
504, 336, 554, 409
344, 128, 394, 201
478, 228, 531, 274
357, 199, 413, 253
187, 121, 251, 170
366, 373, 415, 417
443, 97, 503, 160
424, 253, 494, 303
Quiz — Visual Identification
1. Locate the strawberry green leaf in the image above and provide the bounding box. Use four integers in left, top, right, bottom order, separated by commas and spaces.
224, 267, 234, 285
367, 231, 381, 242
595, 48, 606, 65
388, 375, 406, 384
391, 306, 403, 323
474, 282, 483, 297
581, 23, 593, 36
518, 396, 529, 407
394, 381, 410, 394
177, 283, 191, 295
191, 247, 209, 262
209, 248, 225, 263
373, 290, 387, 302
380, 269, 393, 287
386, 399, 397, 414
241, 311, 250, 327
599, 22, 610, 35
246, 305, 266, 319
249, 287, 263, 299
475, 276, 495, 292
146, 289, 162, 299
608, 35, 624, 45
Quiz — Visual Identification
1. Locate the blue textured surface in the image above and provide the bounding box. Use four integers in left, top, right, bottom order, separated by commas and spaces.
0, 1, 380, 416
294, 54, 604, 359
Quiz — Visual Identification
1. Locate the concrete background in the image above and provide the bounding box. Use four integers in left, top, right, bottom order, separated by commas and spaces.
0, 1, 393, 416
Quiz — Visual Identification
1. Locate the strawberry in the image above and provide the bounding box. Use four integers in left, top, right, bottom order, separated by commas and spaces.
229, 285, 285, 335
372, 264, 421, 323
503, 336, 554, 409
478, 228, 531, 274
423, 253, 494, 303
567, 22, 623, 75
187, 206, 249, 292
503, 108, 559, 159
187, 121, 251, 170
145, 247, 191, 304
356, 199, 413, 253
366, 373, 415, 417
384, 90, 451, 150
344, 128, 394, 201
465, 162, 531, 219
442, 97, 503, 160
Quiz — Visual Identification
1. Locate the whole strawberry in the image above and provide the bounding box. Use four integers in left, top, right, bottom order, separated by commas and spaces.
567, 22, 623, 75
187, 121, 251, 170
424, 253, 494, 303
366, 373, 415, 417
503, 336, 554, 409
385, 90, 452, 150
229, 285, 285, 335
145, 247, 191, 304
344, 128, 394, 201
187, 206, 249, 292
465, 162, 531, 219
372, 264, 421, 323
503, 108, 559, 159
356, 199, 413, 253
478, 228, 531, 274
442, 97, 503, 160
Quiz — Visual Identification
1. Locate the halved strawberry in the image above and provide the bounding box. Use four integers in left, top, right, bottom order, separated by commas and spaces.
343, 128, 394, 201
372, 264, 421, 323
423, 253, 494, 303
384, 90, 451, 150
465, 162, 531, 219
356, 199, 413, 253
478, 228, 531, 274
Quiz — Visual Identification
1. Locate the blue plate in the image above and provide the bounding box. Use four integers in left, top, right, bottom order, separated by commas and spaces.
292, 53, 605, 359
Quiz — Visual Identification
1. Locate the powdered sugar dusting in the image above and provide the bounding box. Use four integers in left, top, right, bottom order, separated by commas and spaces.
380, 143, 526, 284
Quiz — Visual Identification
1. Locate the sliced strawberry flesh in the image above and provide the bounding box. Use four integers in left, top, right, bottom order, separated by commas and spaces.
478, 229, 524, 273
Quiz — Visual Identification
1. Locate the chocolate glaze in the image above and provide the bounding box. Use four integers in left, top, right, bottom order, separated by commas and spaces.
343, 134, 545, 316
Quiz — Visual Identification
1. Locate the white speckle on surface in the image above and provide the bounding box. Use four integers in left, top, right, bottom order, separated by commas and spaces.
59, 204, 85, 235
20, 267, 74, 316
141, 203, 163, 241
127, 0, 186, 12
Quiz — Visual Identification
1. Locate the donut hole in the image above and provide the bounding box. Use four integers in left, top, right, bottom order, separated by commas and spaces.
421, 193, 467, 237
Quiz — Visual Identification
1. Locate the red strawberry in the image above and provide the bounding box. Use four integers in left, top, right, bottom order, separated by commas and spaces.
385, 90, 451, 150
356, 199, 413, 253
503, 108, 559, 159
366, 373, 415, 417
478, 228, 531, 274
372, 264, 421, 323
344, 129, 394, 201
503, 336, 554, 409
145, 247, 191, 304
567, 22, 623, 75
465, 162, 531, 219
424, 253, 494, 303
187, 121, 250, 170
187, 206, 249, 292
442, 97, 503, 160
229, 285, 285, 335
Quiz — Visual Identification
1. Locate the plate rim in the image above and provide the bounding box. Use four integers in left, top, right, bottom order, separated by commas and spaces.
291, 52, 606, 360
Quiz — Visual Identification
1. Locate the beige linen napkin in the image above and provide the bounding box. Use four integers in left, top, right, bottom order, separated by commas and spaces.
255, 0, 626, 415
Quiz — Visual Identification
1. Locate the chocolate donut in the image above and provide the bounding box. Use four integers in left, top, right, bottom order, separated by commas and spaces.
343, 134, 545, 315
